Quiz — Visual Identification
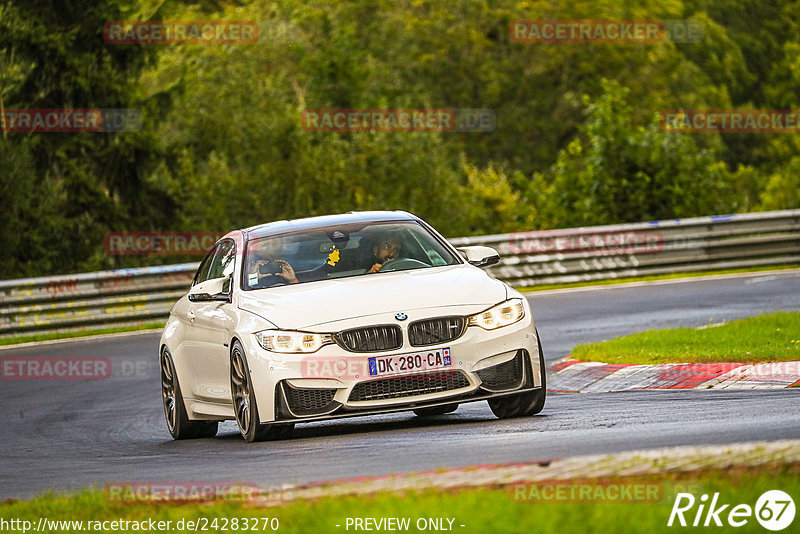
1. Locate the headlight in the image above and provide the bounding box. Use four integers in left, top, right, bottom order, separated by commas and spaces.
467, 299, 525, 330
255, 330, 333, 353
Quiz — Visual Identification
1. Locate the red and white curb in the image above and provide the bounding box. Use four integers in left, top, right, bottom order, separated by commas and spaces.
247, 439, 800, 506
549, 359, 800, 392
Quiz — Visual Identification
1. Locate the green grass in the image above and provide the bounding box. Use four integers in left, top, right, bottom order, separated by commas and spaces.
517, 264, 800, 292
571, 312, 800, 365
0, 322, 164, 347
2, 464, 798, 533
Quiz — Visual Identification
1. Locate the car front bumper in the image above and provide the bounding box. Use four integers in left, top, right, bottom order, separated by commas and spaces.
242, 306, 543, 424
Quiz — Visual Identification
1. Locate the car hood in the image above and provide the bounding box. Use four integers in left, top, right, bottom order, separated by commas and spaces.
236, 265, 507, 330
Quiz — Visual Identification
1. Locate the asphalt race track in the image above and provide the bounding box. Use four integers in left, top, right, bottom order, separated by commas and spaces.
2, 270, 799, 499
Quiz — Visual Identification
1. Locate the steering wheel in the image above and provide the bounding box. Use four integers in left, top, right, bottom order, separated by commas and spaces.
379, 258, 430, 272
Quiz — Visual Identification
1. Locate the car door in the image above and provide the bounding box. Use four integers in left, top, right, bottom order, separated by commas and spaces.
184, 239, 237, 403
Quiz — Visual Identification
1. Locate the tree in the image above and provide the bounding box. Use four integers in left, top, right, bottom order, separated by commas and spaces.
531, 79, 740, 228
0, 0, 177, 276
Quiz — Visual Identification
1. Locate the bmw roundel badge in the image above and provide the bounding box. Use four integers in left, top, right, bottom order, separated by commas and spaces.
395, 312, 408, 321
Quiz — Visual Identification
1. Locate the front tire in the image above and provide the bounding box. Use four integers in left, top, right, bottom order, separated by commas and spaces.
230, 341, 294, 442
160, 348, 218, 440
488, 331, 547, 419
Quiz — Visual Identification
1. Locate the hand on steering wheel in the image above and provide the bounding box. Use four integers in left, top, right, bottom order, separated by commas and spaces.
377, 258, 430, 272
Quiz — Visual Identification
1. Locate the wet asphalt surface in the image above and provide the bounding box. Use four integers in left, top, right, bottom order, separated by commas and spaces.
1, 270, 799, 499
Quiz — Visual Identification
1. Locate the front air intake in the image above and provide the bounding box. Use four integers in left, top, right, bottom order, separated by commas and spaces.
348, 370, 470, 402
475, 351, 525, 392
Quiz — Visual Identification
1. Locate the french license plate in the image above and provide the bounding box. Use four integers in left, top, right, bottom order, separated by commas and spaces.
368, 348, 452, 377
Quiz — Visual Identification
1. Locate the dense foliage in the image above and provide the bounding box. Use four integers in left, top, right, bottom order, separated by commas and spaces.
1, 0, 799, 277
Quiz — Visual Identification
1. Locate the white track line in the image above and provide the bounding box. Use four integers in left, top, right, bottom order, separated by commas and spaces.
525, 268, 800, 296
0, 328, 163, 351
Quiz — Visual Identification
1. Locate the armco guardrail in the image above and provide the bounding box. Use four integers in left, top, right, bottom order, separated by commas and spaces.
1, 210, 798, 339
452, 209, 800, 287
0, 263, 199, 338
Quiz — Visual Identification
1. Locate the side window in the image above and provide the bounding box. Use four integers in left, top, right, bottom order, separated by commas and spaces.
193, 249, 215, 286
206, 240, 236, 293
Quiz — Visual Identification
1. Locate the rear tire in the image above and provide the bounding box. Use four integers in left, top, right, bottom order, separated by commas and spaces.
160, 348, 218, 440
488, 331, 547, 419
413, 403, 458, 417
230, 341, 294, 442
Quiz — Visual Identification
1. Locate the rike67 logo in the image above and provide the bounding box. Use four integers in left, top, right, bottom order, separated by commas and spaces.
668, 490, 795, 531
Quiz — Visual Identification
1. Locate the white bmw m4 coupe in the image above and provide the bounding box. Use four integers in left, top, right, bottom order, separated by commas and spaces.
159, 211, 546, 441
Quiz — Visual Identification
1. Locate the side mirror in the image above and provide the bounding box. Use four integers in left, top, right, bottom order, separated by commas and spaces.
456, 246, 501, 268
189, 276, 231, 302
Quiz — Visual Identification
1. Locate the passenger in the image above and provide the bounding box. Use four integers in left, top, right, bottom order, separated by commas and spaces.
252, 258, 298, 285
247, 241, 298, 286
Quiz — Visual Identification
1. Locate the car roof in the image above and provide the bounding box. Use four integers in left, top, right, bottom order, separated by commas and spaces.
242, 210, 418, 240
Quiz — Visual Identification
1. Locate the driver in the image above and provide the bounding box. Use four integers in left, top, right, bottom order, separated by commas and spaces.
368, 236, 402, 273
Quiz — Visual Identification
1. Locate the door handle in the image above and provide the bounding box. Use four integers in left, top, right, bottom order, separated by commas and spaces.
187, 311, 196, 323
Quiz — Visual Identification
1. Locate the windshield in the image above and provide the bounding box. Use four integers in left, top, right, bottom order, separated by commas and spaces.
242, 221, 459, 289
